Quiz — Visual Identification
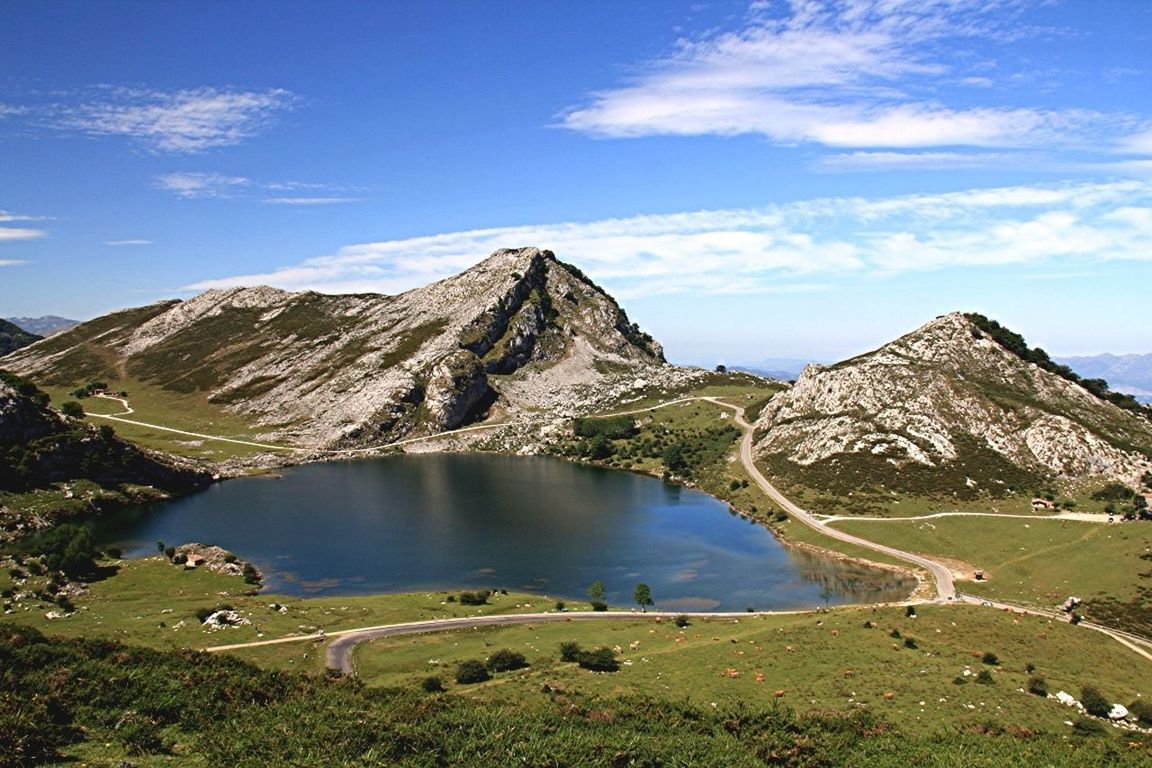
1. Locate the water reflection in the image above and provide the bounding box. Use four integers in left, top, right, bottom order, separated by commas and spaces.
95, 454, 913, 611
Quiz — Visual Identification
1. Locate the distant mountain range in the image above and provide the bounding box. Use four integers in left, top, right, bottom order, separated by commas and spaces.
5, 315, 80, 337
735, 358, 827, 381
1055, 353, 1152, 402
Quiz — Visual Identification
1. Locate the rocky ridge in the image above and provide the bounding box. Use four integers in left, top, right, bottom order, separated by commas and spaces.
5, 248, 671, 450
753, 313, 1152, 495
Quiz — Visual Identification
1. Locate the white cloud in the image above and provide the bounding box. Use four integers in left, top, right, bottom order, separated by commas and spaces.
105, 239, 153, 246
0, 259, 29, 266
0, 227, 46, 241
156, 172, 251, 199
560, 0, 1123, 155
55, 87, 295, 153
0, 210, 48, 241
819, 150, 1027, 171
156, 173, 358, 203
263, 197, 363, 206
184, 179, 1152, 299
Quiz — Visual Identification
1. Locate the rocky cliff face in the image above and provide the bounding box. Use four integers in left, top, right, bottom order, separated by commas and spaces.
754, 313, 1152, 496
5, 248, 667, 449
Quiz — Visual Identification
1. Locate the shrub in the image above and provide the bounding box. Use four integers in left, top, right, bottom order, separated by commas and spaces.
905, 605, 917, 618
674, 615, 691, 628
554, 600, 565, 611
903, 637, 918, 649
421, 676, 444, 693
1129, 698, 1152, 725
486, 649, 528, 673
116, 712, 168, 755
1080, 686, 1111, 718
1071, 717, 1108, 737
889, 629, 901, 639
975, 669, 995, 685
454, 660, 491, 685
577, 647, 619, 672
981, 652, 999, 665
458, 590, 491, 606
195, 607, 214, 623
1027, 676, 1048, 697
172, 552, 187, 565
0, 691, 76, 766
559, 641, 582, 662
59, 400, 84, 419
589, 600, 608, 612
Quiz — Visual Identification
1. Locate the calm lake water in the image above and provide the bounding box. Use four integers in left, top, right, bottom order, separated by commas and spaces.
98, 454, 912, 611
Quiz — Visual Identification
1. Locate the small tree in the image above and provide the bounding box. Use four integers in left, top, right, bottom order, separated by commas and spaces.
633, 583, 653, 612
587, 580, 606, 603
59, 400, 85, 419
455, 660, 491, 685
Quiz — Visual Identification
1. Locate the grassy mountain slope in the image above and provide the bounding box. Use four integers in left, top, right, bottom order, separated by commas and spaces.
0, 371, 210, 539
0, 318, 40, 357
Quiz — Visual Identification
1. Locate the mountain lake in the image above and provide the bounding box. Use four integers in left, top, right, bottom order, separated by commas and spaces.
97, 454, 913, 612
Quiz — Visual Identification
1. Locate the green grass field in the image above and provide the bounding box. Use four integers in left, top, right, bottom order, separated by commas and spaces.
43, 377, 290, 460
830, 516, 1152, 611
346, 603, 1152, 735
2, 557, 569, 660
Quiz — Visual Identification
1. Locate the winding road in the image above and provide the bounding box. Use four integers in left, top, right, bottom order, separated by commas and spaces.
153, 390, 1144, 670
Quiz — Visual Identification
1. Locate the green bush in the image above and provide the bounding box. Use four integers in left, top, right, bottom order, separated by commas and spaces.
454, 659, 491, 685
589, 600, 608, 612
486, 649, 528, 673
576, 647, 619, 672
0, 691, 76, 768
458, 590, 491, 606
421, 676, 444, 693
573, 415, 637, 440
975, 670, 995, 685
981, 651, 999, 665
1027, 676, 1048, 697
1129, 698, 1152, 725
674, 615, 691, 628
1071, 717, 1108, 737
559, 641, 582, 662
1080, 686, 1111, 718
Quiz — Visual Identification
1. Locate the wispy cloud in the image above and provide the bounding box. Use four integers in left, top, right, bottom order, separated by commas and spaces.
262, 196, 364, 206
560, 0, 1139, 160
818, 150, 1030, 171
183, 179, 1152, 298
155, 172, 251, 198
44, 86, 295, 153
0, 259, 29, 266
0, 210, 47, 241
105, 239, 153, 246
156, 172, 360, 204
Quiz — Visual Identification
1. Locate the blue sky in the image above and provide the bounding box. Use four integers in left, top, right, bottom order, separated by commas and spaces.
2, 0, 1151, 364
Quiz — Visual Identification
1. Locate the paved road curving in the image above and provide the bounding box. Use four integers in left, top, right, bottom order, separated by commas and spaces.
699, 397, 958, 601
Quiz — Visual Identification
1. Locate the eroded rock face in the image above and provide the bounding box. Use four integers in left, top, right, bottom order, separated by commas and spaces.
754, 313, 1152, 487
5, 248, 668, 449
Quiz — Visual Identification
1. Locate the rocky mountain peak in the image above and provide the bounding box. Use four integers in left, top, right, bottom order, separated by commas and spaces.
755, 313, 1152, 497
4, 248, 667, 450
